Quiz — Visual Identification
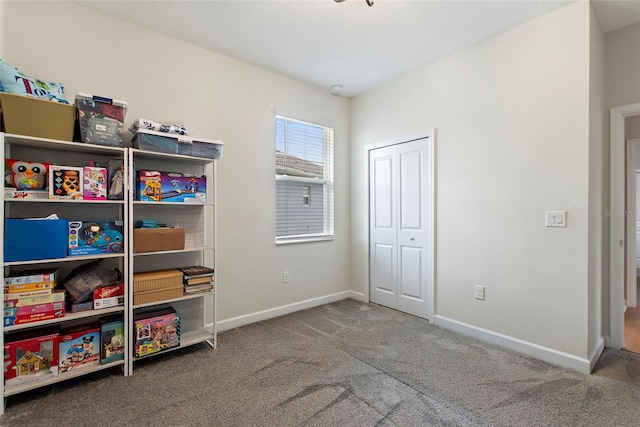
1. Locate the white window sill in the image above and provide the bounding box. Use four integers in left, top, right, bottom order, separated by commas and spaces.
276, 236, 335, 245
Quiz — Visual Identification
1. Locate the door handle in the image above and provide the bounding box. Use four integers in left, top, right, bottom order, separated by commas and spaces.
410, 237, 415, 241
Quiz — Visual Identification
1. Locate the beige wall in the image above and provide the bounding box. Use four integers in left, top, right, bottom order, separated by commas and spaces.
627, 116, 640, 140
3, 1, 351, 321
350, 2, 591, 359
605, 22, 640, 110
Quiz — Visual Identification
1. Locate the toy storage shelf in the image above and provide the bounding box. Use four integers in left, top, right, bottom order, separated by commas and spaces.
128, 145, 218, 374
3, 359, 125, 398
1, 132, 129, 414
1, 131, 220, 412
4, 306, 125, 333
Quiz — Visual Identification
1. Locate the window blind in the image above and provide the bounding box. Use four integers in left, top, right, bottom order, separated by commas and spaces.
275, 115, 334, 243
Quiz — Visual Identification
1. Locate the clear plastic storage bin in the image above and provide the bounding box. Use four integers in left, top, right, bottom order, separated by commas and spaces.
132, 129, 223, 159
75, 93, 128, 146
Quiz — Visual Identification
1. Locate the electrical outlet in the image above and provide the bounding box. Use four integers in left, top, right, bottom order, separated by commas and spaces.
283, 271, 290, 284
474, 285, 485, 300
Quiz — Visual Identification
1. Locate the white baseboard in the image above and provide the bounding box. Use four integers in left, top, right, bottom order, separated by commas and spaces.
434, 315, 592, 374
589, 337, 605, 372
217, 290, 364, 333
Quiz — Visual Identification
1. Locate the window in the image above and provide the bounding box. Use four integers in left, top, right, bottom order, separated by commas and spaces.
302, 186, 310, 207
275, 115, 334, 243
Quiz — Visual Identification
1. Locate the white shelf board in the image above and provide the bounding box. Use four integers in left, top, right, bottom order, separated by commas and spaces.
4, 253, 125, 267
4, 198, 125, 205
132, 246, 213, 257
4, 306, 125, 333
4, 133, 125, 155
132, 290, 214, 310
3, 360, 124, 398
133, 201, 213, 207
132, 328, 214, 361
131, 148, 218, 164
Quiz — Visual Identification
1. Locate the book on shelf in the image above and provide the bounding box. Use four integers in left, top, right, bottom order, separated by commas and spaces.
184, 276, 213, 286
183, 283, 213, 294
177, 265, 214, 277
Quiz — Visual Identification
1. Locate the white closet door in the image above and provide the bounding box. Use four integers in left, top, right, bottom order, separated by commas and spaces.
369, 138, 432, 319
369, 145, 398, 309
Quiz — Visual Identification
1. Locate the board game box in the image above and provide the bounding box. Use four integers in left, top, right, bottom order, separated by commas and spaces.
100, 318, 124, 364
4, 329, 58, 388
58, 323, 100, 373
93, 283, 124, 309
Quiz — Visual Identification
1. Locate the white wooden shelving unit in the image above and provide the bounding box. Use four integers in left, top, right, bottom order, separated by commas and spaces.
127, 147, 218, 374
0, 133, 219, 413
1, 133, 129, 414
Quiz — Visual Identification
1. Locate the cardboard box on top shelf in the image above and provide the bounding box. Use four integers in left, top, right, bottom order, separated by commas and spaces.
0, 92, 76, 141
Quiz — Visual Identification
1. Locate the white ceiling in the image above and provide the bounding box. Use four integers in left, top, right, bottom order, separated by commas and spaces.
76, 0, 640, 98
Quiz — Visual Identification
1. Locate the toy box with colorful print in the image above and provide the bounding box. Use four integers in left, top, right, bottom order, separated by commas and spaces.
4, 188, 49, 200
3, 306, 65, 327
68, 220, 124, 256
4, 329, 58, 388
58, 323, 100, 373
100, 317, 124, 364
4, 290, 66, 308
49, 165, 83, 199
4, 301, 65, 317
93, 283, 124, 309
4, 281, 56, 294
136, 170, 161, 202
170, 173, 206, 204
134, 308, 181, 358
4, 268, 59, 286
136, 170, 206, 203
83, 166, 107, 200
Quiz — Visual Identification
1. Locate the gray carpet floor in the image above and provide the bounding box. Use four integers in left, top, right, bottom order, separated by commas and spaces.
2, 299, 640, 426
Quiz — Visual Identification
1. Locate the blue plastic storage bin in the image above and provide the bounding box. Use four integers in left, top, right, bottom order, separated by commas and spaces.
4, 218, 69, 262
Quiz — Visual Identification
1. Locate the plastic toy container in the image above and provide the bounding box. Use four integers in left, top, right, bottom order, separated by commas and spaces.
75, 93, 128, 146
132, 129, 223, 159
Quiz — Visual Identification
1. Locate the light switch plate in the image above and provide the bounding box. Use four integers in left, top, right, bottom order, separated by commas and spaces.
545, 211, 567, 227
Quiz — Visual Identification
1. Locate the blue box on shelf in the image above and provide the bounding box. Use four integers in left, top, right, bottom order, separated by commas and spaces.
4, 218, 69, 262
